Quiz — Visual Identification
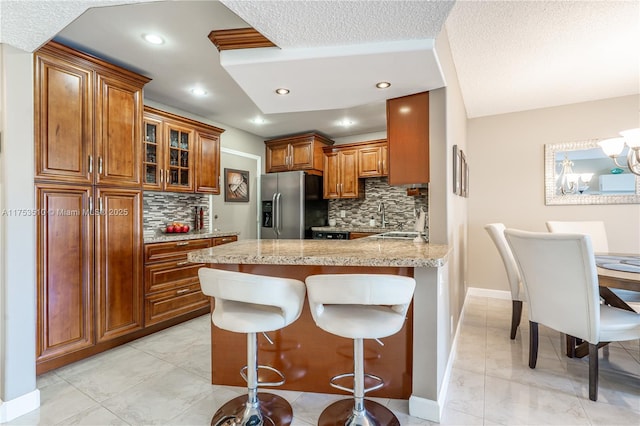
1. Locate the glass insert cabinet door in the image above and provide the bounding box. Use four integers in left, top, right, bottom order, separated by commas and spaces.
143, 118, 162, 187
166, 125, 193, 190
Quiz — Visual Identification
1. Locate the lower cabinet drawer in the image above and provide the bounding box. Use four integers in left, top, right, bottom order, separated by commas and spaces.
145, 260, 205, 294
144, 283, 208, 326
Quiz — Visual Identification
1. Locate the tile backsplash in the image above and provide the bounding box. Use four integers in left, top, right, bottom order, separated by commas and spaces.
328, 177, 428, 233
143, 191, 209, 236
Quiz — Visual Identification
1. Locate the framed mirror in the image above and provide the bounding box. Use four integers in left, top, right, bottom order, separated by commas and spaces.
545, 139, 640, 205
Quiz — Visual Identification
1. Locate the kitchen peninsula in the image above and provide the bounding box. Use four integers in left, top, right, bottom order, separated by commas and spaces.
188, 238, 452, 421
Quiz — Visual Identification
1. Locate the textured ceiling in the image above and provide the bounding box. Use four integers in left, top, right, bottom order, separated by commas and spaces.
1, 0, 637, 139
220, 0, 454, 47
0, 0, 153, 52
446, 1, 640, 118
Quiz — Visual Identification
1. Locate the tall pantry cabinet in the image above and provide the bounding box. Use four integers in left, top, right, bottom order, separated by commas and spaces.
34, 41, 151, 373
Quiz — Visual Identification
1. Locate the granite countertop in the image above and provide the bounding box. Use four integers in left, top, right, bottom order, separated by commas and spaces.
187, 238, 449, 268
311, 226, 391, 233
144, 230, 239, 244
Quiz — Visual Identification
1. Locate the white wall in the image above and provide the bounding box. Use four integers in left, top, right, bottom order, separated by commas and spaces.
413, 26, 469, 409
0, 44, 40, 420
468, 95, 640, 292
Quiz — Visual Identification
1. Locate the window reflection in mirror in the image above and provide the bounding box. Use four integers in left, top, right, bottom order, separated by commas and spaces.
545, 140, 640, 205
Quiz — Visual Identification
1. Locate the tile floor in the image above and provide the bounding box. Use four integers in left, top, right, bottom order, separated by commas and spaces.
4, 295, 639, 425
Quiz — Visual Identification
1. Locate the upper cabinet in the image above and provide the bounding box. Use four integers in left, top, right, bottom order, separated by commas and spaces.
35, 41, 150, 187
358, 139, 388, 178
143, 107, 224, 194
265, 132, 334, 174
386, 91, 429, 185
323, 146, 363, 199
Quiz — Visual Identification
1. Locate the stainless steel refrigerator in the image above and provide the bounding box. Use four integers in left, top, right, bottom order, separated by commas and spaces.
260, 171, 328, 239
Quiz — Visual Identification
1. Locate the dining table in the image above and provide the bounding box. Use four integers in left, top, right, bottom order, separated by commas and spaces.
566, 253, 640, 358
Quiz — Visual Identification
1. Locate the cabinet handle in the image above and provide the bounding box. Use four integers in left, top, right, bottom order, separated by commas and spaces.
88, 155, 93, 174
98, 157, 103, 174
88, 196, 93, 212
176, 288, 190, 295
176, 242, 189, 246
176, 260, 190, 266
160, 169, 163, 183
166, 169, 170, 184
98, 197, 103, 214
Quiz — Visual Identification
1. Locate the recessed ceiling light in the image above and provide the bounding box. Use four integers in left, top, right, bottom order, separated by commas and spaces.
376, 81, 391, 89
252, 117, 266, 125
338, 119, 355, 127
190, 88, 207, 96
142, 33, 164, 45
275, 88, 290, 95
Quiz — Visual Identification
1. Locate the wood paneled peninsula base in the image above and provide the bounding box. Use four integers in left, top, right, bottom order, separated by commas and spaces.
188, 238, 452, 422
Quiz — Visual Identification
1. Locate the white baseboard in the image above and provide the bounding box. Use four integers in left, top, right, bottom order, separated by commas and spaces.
0, 389, 40, 422
466, 287, 511, 300
409, 395, 441, 422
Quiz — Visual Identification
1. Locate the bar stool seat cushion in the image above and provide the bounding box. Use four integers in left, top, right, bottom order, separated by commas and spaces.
306, 273, 415, 340
313, 304, 408, 339
199, 268, 306, 334
214, 300, 290, 333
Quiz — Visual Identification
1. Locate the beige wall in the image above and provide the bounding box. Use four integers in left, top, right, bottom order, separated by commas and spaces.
468, 95, 640, 292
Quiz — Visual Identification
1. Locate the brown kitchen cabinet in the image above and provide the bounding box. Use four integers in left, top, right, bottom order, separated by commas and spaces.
35, 41, 150, 374
195, 131, 221, 194
95, 188, 144, 342
213, 235, 238, 245
143, 235, 236, 326
35, 184, 144, 365
349, 232, 377, 239
323, 146, 363, 199
358, 139, 388, 178
143, 106, 224, 193
386, 91, 429, 185
35, 41, 149, 187
265, 132, 334, 174
36, 184, 95, 365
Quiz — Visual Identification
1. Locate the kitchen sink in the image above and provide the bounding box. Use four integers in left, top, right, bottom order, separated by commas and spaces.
372, 231, 423, 240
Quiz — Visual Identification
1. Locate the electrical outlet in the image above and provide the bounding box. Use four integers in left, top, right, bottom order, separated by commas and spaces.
340, 210, 346, 218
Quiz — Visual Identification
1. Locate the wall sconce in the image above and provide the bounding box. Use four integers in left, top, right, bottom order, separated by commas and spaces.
597, 128, 640, 176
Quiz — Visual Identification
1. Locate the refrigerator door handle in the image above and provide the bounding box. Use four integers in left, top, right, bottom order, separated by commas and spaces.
275, 192, 282, 235
272, 192, 279, 236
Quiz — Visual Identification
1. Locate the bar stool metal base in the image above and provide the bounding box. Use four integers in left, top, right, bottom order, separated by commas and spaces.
317, 399, 400, 426
211, 392, 293, 426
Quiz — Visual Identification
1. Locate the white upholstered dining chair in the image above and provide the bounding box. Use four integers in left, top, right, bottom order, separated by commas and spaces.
546, 220, 640, 311
485, 223, 526, 339
504, 229, 640, 401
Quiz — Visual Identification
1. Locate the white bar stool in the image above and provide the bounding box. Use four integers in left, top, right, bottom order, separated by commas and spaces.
305, 274, 416, 426
198, 268, 306, 426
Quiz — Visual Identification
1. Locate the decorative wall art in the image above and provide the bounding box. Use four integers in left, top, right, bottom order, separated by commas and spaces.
461, 150, 469, 198
224, 168, 249, 202
453, 145, 461, 195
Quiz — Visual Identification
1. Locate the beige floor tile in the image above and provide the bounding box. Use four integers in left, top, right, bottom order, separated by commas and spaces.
5, 381, 99, 426
12, 297, 638, 426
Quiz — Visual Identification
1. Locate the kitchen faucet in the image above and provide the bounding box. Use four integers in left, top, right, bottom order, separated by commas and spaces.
377, 201, 387, 228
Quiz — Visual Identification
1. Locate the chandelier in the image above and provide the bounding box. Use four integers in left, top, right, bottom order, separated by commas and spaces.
597, 128, 640, 176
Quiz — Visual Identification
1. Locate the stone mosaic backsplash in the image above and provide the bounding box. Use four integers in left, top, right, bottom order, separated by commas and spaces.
328, 177, 429, 234
143, 191, 209, 236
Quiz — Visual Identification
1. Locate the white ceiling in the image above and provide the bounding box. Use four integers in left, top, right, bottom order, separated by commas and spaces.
1, 0, 638, 140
